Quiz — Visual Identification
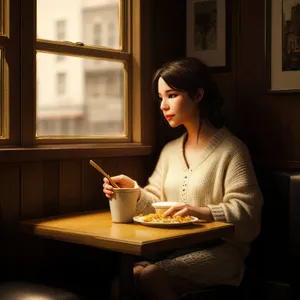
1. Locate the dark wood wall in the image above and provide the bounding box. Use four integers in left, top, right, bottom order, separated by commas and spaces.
153, 0, 300, 169
152, 0, 299, 297
0, 156, 151, 295
0, 0, 299, 296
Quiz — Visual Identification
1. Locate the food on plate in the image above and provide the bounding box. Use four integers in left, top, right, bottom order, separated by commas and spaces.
137, 213, 193, 223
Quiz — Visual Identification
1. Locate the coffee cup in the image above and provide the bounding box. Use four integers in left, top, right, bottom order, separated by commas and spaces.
109, 187, 140, 223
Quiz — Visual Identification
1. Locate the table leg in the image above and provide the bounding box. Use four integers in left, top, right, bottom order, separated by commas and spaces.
119, 253, 134, 300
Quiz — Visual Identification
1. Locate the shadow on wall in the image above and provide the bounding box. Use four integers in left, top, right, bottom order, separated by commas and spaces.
255, 168, 300, 297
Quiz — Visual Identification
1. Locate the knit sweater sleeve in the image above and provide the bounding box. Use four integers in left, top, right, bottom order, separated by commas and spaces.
207, 145, 263, 243
135, 146, 168, 214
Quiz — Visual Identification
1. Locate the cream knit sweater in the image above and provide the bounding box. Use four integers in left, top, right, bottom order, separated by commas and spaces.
136, 127, 263, 286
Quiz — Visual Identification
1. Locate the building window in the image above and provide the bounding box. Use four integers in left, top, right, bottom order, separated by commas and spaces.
55, 20, 66, 62
108, 22, 116, 47
56, 20, 66, 41
93, 23, 102, 46
57, 73, 66, 95
57, 55, 64, 62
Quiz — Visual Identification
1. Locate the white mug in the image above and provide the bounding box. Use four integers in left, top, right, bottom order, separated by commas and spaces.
109, 187, 140, 223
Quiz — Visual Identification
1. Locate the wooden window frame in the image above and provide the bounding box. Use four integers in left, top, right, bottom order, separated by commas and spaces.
0, 0, 154, 162
0, 0, 20, 147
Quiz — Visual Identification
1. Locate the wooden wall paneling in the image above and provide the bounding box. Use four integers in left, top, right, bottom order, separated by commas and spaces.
37, 160, 61, 279
211, 0, 238, 136
20, 162, 45, 276
59, 160, 82, 214
81, 159, 107, 210
235, 0, 300, 167
20, 162, 43, 219
114, 156, 135, 179
99, 157, 122, 179
0, 163, 20, 273
236, 0, 271, 146
93, 157, 113, 209
132, 156, 143, 185
133, 156, 151, 187
87, 157, 123, 210
153, 0, 186, 68
43, 161, 59, 216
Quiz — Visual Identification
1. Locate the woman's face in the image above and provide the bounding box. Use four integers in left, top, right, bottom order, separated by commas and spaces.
158, 77, 199, 128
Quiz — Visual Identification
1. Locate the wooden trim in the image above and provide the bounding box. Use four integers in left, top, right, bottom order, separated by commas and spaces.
0, 1, 9, 142
0, 0, 3, 34
0, 0, 21, 146
265, 0, 272, 94
3, 0, 9, 36
0, 144, 153, 162
37, 40, 131, 61
2, 42, 9, 138
139, 0, 155, 146
2, 0, 10, 140
0, 36, 9, 46
20, 0, 36, 146
35, 135, 131, 145
124, 0, 132, 141
131, 0, 141, 143
120, 0, 127, 52
124, 61, 130, 140
130, 0, 155, 145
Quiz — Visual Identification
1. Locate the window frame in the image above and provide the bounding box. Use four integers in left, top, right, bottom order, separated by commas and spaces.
0, 0, 155, 161
24, 0, 133, 145
0, 0, 20, 147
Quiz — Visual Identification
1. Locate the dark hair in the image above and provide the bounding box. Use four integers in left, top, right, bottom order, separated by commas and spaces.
152, 57, 224, 128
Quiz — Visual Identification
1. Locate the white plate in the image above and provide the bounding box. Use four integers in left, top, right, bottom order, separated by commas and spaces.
152, 202, 181, 209
133, 215, 199, 228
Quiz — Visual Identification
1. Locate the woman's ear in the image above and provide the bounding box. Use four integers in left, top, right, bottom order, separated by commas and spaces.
194, 88, 204, 103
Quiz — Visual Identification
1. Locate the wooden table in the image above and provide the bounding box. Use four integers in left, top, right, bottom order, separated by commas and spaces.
20, 210, 234, 300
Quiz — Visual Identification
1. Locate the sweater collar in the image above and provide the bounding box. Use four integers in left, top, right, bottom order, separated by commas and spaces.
179, 127, 228, 172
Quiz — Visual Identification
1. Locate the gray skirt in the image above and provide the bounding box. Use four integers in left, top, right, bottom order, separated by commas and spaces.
135, 240, 244, 287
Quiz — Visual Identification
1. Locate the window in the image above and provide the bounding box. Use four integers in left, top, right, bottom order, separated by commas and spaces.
56, 55, 64, 62
0, 0, 153, 159
93, 23, 102, 46
56, 20, 66, 41
108, 22, 116, 47
57, 73, 66, 95
55, 20, 66, 62
35, 0, 128, 142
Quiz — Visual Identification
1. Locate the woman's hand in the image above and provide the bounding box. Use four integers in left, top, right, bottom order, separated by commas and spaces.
163, 203, 214, 222
163, 203, 195, 217
102, 174, 136, 199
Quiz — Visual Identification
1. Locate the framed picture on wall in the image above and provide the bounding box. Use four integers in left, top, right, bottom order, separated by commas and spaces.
186, 0, 231, 72
266, 0, 300, 93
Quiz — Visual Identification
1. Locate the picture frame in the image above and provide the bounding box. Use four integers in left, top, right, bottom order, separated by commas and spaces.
186, 0, 231, 72
266, 0, 300, 93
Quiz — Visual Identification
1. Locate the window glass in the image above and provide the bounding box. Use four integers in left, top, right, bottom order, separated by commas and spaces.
36, 52, 125, 137
37, 0, 121, 49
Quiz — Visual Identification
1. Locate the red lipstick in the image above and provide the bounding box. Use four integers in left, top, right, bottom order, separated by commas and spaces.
165, 114, 175, 121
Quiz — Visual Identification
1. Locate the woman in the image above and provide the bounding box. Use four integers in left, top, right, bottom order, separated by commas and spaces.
103, 57, 263, 300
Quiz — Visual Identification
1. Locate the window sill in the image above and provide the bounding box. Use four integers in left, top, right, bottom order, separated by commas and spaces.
0, 143, 153, 162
